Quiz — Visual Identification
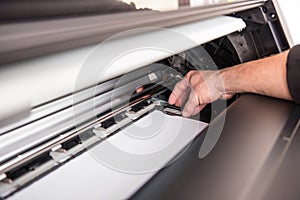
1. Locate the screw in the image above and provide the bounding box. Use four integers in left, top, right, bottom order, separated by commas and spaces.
270, 13, 276, 18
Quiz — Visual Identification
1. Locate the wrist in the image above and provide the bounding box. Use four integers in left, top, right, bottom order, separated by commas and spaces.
218, 65, 243, 94
217, 68, 230, 94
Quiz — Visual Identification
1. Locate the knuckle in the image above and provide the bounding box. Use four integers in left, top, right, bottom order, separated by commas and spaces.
186, 70, 194, 78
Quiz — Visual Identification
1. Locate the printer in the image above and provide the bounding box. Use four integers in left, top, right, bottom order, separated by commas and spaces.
0, 0, 299, 199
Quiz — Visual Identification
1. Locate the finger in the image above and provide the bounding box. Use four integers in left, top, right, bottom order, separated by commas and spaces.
168, 93, 178, 105
174, 87, 190, 107
191, 104, 207, 116
168, 78, 190, 105
182, 91, 199, 117
220, 93, 234, 100
171, 92, 188, 107
135, 86, 144, 93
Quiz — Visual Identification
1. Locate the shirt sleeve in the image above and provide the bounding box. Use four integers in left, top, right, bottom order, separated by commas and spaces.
286, 44, 300, 104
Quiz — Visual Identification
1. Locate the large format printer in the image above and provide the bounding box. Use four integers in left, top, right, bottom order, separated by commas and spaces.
0, 0, 299, 199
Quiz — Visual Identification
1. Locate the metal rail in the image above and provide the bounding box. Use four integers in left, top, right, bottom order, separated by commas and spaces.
0, 0, 265, 64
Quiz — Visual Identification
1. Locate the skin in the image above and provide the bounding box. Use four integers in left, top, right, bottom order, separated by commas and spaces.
168, 50, 293, 117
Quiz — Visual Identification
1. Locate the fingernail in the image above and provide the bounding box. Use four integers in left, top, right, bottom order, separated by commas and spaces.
168, 94, 175, 104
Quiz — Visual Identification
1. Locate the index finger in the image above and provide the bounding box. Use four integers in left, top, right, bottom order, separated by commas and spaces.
168, 78, 190, 105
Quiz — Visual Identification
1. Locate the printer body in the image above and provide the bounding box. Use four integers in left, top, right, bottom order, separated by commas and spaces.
0, 0, 299, 199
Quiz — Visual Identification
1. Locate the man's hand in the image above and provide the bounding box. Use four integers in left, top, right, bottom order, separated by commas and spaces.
168, 70, 233, 117
168, 51, 294, 117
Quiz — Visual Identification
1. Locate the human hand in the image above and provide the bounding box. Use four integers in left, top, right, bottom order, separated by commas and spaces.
168, 70, 233, 117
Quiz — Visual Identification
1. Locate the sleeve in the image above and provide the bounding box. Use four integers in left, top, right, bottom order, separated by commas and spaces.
286, 44, 300, 104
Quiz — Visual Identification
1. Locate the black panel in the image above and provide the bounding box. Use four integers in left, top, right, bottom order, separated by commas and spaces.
263, 114, 300, 200
229, 0, 289, 62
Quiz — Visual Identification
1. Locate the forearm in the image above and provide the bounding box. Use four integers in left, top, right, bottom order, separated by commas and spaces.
219, 51, 293, 101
